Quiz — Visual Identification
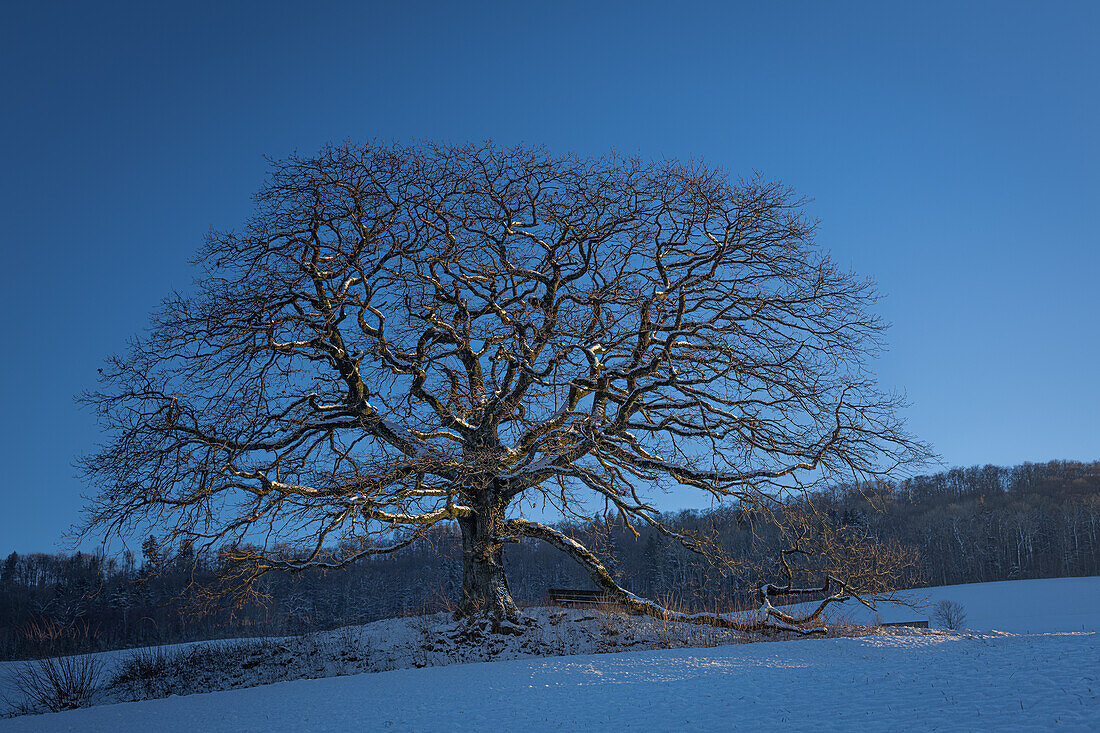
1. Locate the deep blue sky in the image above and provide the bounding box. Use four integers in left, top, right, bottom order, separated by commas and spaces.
1, 2, 1097, 553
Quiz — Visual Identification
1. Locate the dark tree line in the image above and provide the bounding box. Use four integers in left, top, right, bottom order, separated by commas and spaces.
2, 459, 1097, 660
855, 459, 1100, 585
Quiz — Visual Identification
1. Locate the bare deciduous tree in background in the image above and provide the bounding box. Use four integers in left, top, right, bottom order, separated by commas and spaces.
933, 600, 967, 630
80, 140, 928, 632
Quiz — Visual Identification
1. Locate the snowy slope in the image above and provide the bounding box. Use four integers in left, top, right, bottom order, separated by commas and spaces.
3, 577, 1099, 729
3, 631, 1097, 732
815, 576, 1100, 633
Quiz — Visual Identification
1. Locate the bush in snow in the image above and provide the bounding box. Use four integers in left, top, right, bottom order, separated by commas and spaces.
933, 600, 967, 630
107, 632, 379, 703
5, 653, 103, 713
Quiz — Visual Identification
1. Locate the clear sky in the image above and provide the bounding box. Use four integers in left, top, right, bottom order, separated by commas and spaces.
1, 1, 1097, 553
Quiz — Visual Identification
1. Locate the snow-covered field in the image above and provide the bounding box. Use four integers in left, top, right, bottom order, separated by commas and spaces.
3, 577, 1098, 731
3, 631, 1097, 731
813, 576, 1100, 633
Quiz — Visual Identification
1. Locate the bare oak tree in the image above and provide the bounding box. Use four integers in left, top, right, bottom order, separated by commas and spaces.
80, 140, 927, 632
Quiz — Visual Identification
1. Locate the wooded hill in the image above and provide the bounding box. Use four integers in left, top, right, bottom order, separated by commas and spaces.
2, 459, 1096, 659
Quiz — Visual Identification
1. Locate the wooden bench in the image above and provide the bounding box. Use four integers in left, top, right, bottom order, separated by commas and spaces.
548, 588, 616, 609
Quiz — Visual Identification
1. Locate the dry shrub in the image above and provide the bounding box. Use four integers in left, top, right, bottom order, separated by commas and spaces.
18, 617, 103, 659
108, 645, 174, 698
594, 601, 629, 641
6, 654, 103, 713
933, 600, 967, 630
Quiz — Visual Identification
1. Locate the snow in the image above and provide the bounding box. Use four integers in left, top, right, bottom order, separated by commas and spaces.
3, 577, 1099, 730
3, 631, 1097, 731
809, 576, 1100, 633
1, 607, 758, 706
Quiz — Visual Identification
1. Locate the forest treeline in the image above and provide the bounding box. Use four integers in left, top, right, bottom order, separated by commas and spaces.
2, 459, 1097, 659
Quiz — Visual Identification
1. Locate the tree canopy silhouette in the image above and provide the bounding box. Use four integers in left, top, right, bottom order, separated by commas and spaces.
81, 140, 927, 631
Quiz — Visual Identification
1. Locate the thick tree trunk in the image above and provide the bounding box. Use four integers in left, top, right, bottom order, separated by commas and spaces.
455, 503, 519, 623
